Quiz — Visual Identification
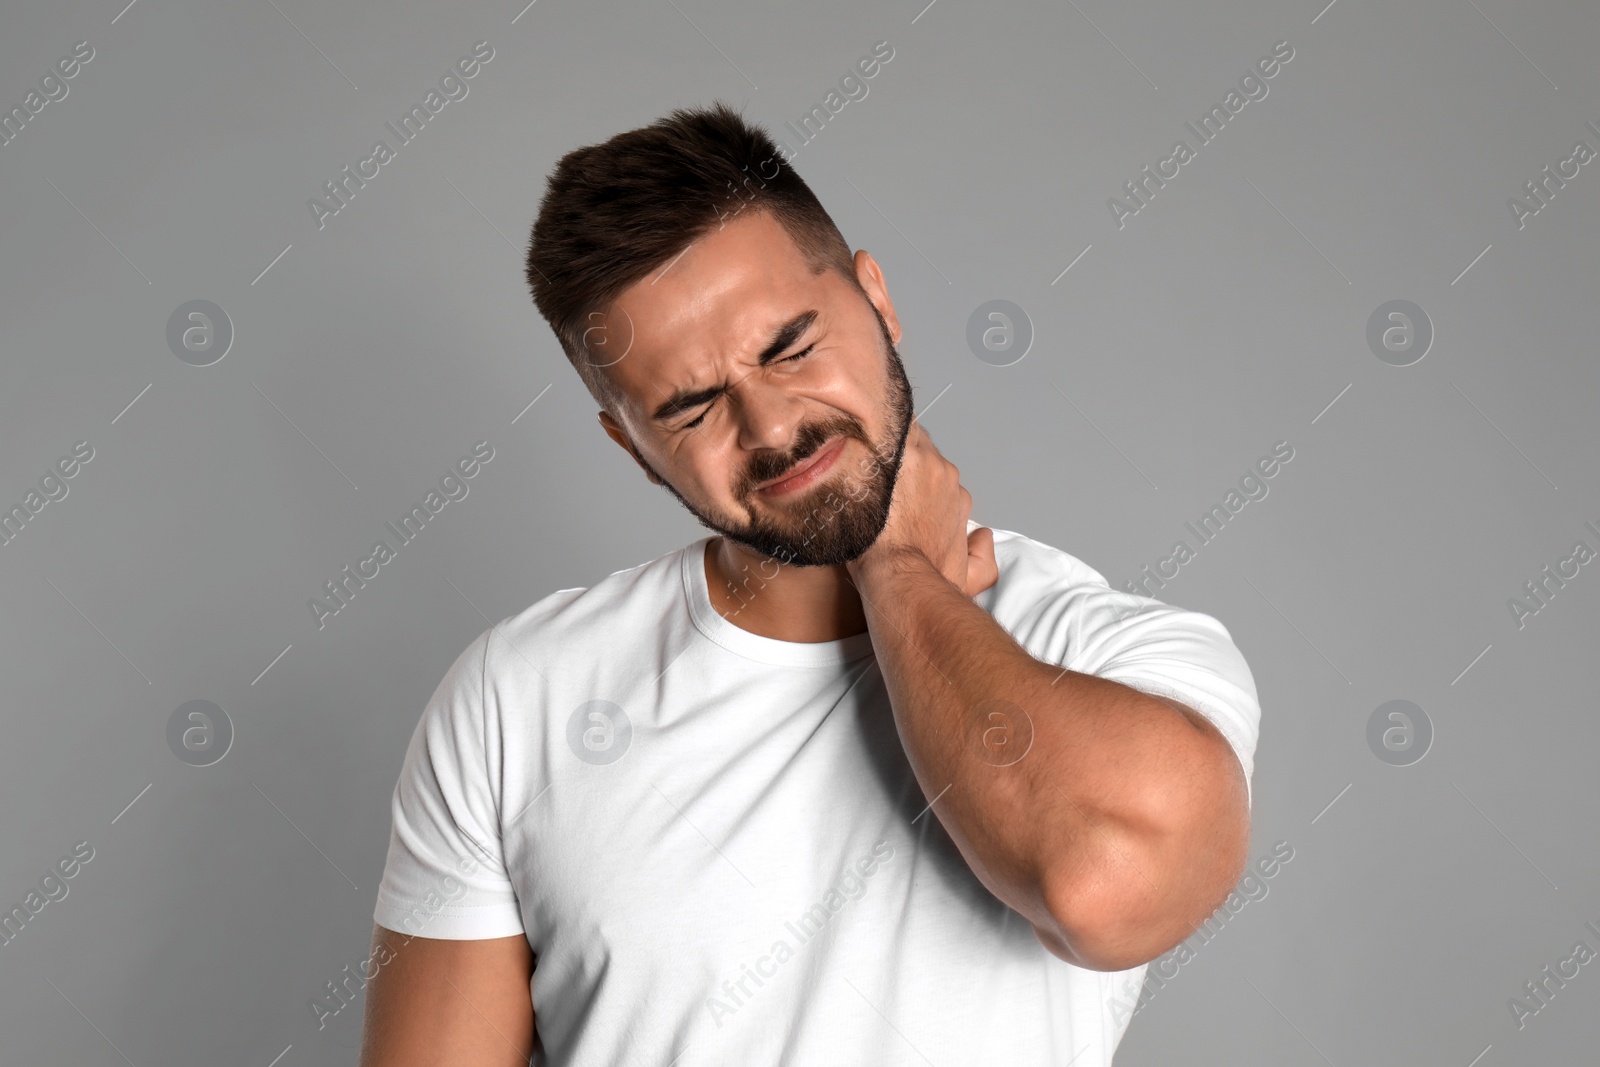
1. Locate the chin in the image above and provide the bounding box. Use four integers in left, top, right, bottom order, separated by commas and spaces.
745, 494, 894, 568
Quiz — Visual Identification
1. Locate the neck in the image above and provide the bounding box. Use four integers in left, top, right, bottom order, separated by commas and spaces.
704, 536, 868, 643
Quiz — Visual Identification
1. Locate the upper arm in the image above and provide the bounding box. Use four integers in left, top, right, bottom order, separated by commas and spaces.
1050, 691, 1250, 971
1019, 566, 1260, 967
1038, 569, 1262, 808
359, 924, 538, 1067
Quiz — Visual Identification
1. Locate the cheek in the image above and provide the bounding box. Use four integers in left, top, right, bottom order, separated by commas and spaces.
800, 352, 877, 418
666, 436, 737, 497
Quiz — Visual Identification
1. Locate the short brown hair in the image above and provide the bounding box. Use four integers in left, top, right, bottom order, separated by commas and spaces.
525, 101, 861, 411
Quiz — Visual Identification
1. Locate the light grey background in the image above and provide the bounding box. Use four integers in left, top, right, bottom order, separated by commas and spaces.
2, 0, 1597, 1063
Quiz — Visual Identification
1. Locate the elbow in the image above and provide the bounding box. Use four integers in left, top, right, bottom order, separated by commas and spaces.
1032, 880, 1171, 972
1031, 833, 1176, 971
1035, 735, 1252, 972
1036, 859, 1239, 973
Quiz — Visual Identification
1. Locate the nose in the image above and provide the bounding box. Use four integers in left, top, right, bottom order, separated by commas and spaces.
731, 373, 805, 455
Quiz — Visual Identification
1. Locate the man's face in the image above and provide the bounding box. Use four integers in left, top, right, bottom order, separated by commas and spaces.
594, 209, 913, 567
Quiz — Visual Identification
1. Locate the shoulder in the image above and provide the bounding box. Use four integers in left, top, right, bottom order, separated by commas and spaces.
411, 540, 691, 736
976, 523, 1115, 628
977, 522, 1242, 666
474, 539, 692, 683
977, 522, 1261, 788
985, 524, 1110, 589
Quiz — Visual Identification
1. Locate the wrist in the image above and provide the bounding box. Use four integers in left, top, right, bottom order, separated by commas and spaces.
847, 542, 930, 585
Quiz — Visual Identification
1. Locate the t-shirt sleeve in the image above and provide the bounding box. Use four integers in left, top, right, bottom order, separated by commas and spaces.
1011, 548, 1261, 808
372, 626, 527, 940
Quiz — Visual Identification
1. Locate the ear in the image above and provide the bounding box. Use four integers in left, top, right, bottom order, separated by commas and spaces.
853, 249, 902, 346
598, 410, 663, 486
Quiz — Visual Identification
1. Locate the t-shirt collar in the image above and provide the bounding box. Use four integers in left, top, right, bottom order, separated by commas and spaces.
680, 536, 878, 668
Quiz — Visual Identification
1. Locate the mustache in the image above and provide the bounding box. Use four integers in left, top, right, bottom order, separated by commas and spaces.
742, 417, 862, 493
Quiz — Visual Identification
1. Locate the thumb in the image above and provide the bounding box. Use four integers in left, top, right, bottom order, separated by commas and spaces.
963, 526, 998, 596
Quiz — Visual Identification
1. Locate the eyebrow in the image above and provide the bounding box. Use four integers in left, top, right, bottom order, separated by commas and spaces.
650, 309, 820, 422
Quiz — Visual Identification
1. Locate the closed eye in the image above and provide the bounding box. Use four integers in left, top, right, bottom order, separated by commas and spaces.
680, 344, 817, 430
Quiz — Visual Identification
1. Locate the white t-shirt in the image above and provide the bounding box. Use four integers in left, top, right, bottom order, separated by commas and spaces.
373, 524, 1260, 1065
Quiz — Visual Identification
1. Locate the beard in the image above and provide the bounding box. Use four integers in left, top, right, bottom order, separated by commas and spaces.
642, 307, 914, 568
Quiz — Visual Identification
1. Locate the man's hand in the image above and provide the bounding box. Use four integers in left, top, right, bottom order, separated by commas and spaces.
847, 423, 998, 597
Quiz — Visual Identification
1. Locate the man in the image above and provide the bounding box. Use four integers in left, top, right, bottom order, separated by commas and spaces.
360, 102, 1258, 1066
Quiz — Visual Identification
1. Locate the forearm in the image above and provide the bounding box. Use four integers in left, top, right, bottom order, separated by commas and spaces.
851, 548, 1247, 969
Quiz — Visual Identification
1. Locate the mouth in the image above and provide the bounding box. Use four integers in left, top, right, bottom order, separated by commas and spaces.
754, 436, 847, 498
